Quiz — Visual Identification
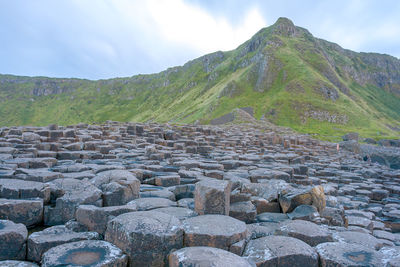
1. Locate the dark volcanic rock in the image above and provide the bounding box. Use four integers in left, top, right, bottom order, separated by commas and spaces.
41, 240, 127, 267
105, 211, 183, 267
0, 220, 27, 261
243, 235, 318, 267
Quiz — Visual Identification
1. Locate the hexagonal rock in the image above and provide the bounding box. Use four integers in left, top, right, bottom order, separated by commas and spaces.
243, 235, 318, 267
76, 204, 137, 235
276, 220, 333, 246
249, 169, 291, 183
0, 179, 50, 203
194, 179, 231, 215
380, 246, 400, 267
128, 197, 177, 211
0, 261, 39, 267
0, 220, 27, 261
27, 225, 100, 262
41, 240, 127, 267
153, 207, 197, 221
105, 211, 183, 267
333, 231, 388, 250
316, 242, 383, 267
45, 178, 102, 225
182, 215, 247, 250
91, 170, 140, 206
279, 185, 326, 213
0, 199, 43, 227
169, 247, 255, 267
229, 201, 257, 223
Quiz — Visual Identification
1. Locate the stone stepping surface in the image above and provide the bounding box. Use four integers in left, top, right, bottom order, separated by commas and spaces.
0, 121, 399, 266
41, 240, 127, 267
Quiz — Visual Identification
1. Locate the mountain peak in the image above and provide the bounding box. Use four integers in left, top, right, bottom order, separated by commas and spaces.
272, 17, 297, 37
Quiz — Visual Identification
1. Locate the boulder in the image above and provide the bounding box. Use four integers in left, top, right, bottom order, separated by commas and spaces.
194, 179, 231, 215
105, 211, 183, 267
41, 240, 127, 267
27, 225, 100, 262
279, 185, 325, 213
182, 215, 247, 250
243, 235, 318, 267
169, 247, 254, 267
0, 220, 28, 261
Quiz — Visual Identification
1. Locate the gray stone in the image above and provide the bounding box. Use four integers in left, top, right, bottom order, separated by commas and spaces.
194, 179, 231, 215
128, 197, 176, 211
91, 170, 140, 206
0, 199, 43, 227
316, 242, 383, 267
41, 240, 127, 267
276, 220, 333, 246
333, 231, 389, 250
243, 235, 318, 267
76, 205, 137, 235
0, 261, 39, 267
105, 211, 183, 267
27, 225, 100, 262
182, 215, 247, 250
229, 201, 257, 223
169, 247, 254, 267
153, 207, 197, 221
45, 178, 102, 225
0, 220, 27, 261
0, 179, 50, 203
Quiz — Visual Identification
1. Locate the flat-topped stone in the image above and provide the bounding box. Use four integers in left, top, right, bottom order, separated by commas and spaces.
41, 240, 127, 267
0, 199, 43, 227
0, 179, 50, 203
0, 261, 39, 267
127, 197, 176, 211
182, 214, 247, 250
105, 211, 183, 267
169, 247, 254, 267
316, 242, 383, 267
194, 179, 231, 215
276, 220, 333, 246
243, 235, 318, 267
27, 225, 100, 262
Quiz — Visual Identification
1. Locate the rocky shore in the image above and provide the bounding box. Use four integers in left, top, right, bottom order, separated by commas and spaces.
0, 122, 399, 266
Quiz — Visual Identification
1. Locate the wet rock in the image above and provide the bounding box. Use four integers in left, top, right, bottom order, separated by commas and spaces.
76, 204, 137, 235
194, 179, 231, 215
27, 225, 100, 262
41, 240, 127, 267
243, 235, 318, 267
0, 220, 27, 261
91, 170, 140, 206
169, 247, 254, 267
105, 211, 183, 267
316, 242, 383, 267
182, 214, 247, 250
0, 199, 43, 227
276, 220, 333, 246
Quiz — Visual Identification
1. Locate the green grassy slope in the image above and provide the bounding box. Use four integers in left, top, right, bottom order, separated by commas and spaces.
1, 17, 399, 141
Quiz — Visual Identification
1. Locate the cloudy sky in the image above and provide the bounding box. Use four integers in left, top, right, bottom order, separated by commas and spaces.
1, 0, 399, 80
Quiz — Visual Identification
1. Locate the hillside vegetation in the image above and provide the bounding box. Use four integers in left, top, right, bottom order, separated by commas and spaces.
1, 17, 400, 141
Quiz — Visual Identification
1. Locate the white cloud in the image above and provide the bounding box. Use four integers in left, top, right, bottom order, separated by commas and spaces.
144, 0, 266, 53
